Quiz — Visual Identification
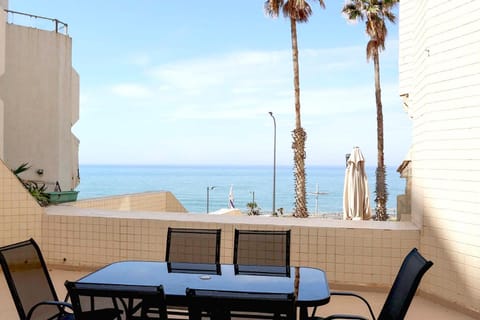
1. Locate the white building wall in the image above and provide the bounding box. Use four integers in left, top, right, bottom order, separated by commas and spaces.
0, 23, 80, 191
0, 4, 5, 159
400, 0, 480, 313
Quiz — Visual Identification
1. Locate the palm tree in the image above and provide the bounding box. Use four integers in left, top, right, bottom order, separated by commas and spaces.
264, 0, 325, 218
342, 0, 398, 221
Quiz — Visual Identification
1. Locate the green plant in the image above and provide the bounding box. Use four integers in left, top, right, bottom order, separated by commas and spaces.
246, 202, 260, 216
11, 162, 31, 176
24, 180, 50, 206
11, 163, 50, 207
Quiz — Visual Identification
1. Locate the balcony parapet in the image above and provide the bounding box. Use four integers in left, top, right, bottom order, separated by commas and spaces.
4, 9, 68, 35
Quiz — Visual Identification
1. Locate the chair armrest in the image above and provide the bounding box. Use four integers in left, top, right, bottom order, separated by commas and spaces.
312, 314, 368, 320
26, 300, 73, 320
310, 291, 376, 320
320, 314, 369, 320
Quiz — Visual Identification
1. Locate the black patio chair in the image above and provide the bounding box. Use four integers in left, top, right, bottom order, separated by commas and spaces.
310, 248, 433, 320
0, 238, 74, 320
186, 288, 296, 320
233, 229, 291, 267
165, 227, 221, 264
165, 227, 221, 318
65, 281, 167, 320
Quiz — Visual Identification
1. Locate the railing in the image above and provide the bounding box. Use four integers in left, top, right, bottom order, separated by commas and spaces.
4, 9, 68, 35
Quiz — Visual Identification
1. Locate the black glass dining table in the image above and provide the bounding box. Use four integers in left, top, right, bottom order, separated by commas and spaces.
77, 261, 331, 319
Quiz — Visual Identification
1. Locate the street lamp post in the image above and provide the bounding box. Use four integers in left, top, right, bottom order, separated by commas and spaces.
268, 112, 276, 215
206, 186, 215, 213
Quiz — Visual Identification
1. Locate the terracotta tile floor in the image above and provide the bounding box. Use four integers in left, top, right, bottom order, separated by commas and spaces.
0, 269, 477, 319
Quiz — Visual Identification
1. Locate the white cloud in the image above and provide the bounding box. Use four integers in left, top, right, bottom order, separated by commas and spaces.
77, 43, 407, 166
148, 50, 290, 95
110, 83, 153, 98
88, 44, 400, 123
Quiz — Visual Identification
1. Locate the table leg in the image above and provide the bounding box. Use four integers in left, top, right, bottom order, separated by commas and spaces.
299, 306, 309, 320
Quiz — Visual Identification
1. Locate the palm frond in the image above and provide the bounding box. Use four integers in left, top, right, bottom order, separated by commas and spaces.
342, 3, 364, 21
382, 0, 399, 7
283, 0, 313, 23
316, 0, 326, 9
365, 17, 387, 51
344, 0, 398, 50
264, 0, 284, 18
383, 10, 397, 23
366, 40, 377, 61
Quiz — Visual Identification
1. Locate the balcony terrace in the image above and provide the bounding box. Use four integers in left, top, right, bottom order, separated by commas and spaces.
1, 162, 479, 319
0, 268, 476, 319
1, 1, 480, 318
0, 190, 477, 319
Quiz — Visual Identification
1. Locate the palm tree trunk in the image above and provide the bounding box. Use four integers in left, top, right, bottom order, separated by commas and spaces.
373, 51, 388, 221
290, 17, 308, 218
291, 18, 301, 129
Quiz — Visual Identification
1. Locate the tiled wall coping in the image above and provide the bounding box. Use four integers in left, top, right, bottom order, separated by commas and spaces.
72, 191, 187, 212
42, 205, 421, 295
46, 206, 420, 231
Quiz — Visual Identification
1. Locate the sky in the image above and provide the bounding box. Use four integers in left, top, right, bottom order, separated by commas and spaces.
8, 1, 409, 167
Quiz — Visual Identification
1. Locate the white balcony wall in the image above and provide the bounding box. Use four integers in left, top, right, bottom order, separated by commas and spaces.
0, 160, 43, 244
400, 0, 480, 313
0, 6, 6, 159
0, 23, 79, 191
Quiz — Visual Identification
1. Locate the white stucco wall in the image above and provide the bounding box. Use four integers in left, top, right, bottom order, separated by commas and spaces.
0, 5, 6, 159
0, 24, 80, 191
399, 0, 480, 313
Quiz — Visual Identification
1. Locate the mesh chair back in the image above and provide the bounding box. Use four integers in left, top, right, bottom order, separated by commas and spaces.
378, 248, 434, 320
234, 229, 290, 267
186, 288, 296, 320
0, 238, 62, 320
65, 281, 167, 320
166, 228, 221, 264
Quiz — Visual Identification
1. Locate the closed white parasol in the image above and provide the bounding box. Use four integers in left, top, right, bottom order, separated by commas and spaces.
343, 147, 372, 220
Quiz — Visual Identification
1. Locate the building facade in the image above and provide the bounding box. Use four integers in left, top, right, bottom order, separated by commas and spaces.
0, 1, 6, 158
0, 4, 79, 192
400, 0, 480, 313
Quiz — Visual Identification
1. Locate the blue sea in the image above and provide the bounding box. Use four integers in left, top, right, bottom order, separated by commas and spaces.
76, 165, 405, 216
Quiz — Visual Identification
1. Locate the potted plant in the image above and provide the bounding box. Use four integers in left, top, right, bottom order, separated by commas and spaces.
12, 163, 49, 206
246, 201, 260, 216
46, 181, 79, 204
11, 163, 79, 205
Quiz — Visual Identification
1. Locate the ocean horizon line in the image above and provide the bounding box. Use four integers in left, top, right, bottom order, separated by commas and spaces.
79, 163, 400, 170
